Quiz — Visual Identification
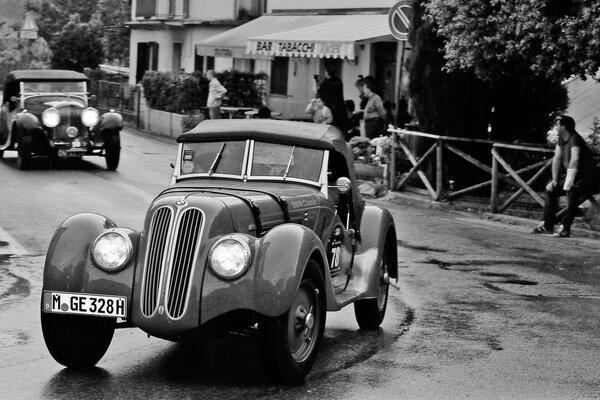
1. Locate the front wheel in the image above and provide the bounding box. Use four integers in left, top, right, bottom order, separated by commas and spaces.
16, 145, 31, 170
259, 260, 326, 384
41, 311, 116, 368
104, 134, 120, 171
354, 244, 390, 330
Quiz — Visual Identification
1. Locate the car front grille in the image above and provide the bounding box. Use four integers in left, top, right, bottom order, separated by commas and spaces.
54, 107, 85, 138
141, 206, 203, 319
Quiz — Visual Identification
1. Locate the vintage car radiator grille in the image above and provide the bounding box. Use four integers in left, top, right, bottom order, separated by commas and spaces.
141, 206, 173, 317
54, 107, 85, 138
165, 208, 202, 319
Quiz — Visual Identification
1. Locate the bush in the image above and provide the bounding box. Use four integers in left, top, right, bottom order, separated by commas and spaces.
140, 70, 266, 114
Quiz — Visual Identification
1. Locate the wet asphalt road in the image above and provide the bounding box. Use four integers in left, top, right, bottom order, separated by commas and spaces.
1, 127, 600, 399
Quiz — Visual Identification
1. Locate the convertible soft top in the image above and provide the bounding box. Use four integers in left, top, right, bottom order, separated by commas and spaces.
6, 70, 89, 82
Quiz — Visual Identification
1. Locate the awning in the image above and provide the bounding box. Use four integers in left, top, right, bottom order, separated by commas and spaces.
196, 14, 392, 60
246, 14, 392, 59
196, 15, 330, 59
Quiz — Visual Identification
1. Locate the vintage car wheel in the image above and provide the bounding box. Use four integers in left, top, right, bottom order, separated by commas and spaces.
16, 143, 31, 170
354, 244, 390, 330
104, 134, 120, 171
0, 149, 4, 159
259, 260, 326, 383
41, 311, 116, 368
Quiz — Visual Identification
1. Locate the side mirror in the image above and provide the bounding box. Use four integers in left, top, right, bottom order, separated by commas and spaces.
331, 177, 351, 194
8, 96, 19, 111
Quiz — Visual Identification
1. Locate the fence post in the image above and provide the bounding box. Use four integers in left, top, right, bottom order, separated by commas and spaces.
390, 131, 397, 190
491, 145, 498, 213
436, 138, 443, 200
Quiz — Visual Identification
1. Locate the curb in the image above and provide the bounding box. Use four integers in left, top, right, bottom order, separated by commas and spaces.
374, 191, 600, 241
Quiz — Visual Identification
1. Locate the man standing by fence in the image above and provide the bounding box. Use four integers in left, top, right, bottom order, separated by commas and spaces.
533, 115, 600, 237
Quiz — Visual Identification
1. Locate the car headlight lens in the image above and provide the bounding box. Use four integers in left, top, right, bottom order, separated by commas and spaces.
91, 230, 132, 272
209, 236, 251, 280
42, 108, 60, 128
81, 107, 100, 127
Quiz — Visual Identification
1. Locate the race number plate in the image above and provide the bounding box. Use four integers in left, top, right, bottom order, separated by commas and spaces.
42, 291, 127, 318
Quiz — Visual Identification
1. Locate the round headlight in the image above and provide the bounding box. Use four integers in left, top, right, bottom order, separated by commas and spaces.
209, 236, 251, 280
42, 108, 60, 128
91, 230, 133, 272
81, 107, 100, 127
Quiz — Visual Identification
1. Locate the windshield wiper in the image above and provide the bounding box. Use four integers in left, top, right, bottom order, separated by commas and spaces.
282, 146, 296, 180
208, 142, 226, 175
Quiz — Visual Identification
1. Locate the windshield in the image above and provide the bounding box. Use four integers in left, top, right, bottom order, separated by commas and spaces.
22, 81, 87, 93
178, 140, 324, 183
180, 141, 246, 176
251, 142, 323, 181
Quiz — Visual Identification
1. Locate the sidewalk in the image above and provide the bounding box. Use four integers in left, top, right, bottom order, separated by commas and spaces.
375, 189, 600, 241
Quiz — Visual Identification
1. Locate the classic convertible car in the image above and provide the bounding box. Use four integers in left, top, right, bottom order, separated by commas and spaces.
40, 119, 397, 383
0, 69, 122, 170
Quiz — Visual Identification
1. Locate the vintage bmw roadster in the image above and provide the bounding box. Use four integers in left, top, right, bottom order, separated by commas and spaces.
41, 119, 397, 383
0, 69, 122, 170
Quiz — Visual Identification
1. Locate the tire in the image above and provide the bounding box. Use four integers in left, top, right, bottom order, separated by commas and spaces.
104, 134, 120, 171
259, 260, 326, 384
16, 140, 31, 170
0, 149, 4, 159
41, 311, 116, 368
354, 242, 390, 330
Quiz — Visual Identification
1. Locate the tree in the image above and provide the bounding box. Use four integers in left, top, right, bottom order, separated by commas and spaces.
0, 22, 51, 78
50, 15, 104, 71
90, 0, 131, 65
424, 0, 600, 82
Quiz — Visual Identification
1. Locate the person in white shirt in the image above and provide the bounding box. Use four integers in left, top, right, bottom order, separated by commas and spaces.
206, 70, 227, 119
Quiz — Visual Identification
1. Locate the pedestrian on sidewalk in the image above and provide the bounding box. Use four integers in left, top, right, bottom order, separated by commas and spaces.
305, 95, 333, 125
206, 70, 227, 119
362, 80, 386, 139
533, 115, 600, 237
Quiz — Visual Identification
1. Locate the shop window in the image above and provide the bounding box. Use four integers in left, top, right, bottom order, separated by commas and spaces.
270, 57, 289, 95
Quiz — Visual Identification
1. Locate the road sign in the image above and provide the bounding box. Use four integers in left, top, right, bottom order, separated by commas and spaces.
388, 0, 413, 41
20, 11, 39, 40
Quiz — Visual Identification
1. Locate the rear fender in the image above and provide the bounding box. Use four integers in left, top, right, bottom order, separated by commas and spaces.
200, 224, 334, 323
43, 213, 138, 317
349, 205, 397, 298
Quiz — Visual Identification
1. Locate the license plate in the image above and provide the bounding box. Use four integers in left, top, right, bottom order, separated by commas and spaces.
58, 149, 86, 157
42, 291, 127, 318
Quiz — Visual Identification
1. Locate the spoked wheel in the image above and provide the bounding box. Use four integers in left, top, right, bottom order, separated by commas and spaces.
104, 134, 120, 171
354, 245, 390, 330
41, 310, 116, 368
259, 260, 326, 384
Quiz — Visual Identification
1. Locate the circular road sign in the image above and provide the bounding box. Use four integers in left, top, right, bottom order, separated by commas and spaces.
388, 0, 414, 41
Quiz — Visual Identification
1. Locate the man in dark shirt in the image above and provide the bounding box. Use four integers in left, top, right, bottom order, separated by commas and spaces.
533, 115, 600, 237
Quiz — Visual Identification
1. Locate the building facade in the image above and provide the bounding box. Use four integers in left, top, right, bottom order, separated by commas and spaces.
128, 0, 408, 120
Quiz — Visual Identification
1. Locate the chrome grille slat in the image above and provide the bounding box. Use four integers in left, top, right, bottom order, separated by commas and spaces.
166, 208, 202, 318
141, 206, 173, 316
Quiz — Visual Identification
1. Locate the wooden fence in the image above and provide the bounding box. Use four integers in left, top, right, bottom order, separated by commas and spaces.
387, 127, 600, 215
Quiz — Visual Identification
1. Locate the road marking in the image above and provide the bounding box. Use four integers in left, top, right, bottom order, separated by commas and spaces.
0, 226, 27, 256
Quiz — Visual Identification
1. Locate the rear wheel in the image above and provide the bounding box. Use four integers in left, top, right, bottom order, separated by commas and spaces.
259, 260, 326, 383
104, 134, 120, 171
41, 311, 116, 368
354, 242, 390, 330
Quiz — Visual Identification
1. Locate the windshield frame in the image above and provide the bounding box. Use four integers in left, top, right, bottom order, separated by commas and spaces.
174, 139, 327, 188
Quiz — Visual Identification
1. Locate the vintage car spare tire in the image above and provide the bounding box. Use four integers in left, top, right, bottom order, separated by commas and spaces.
353, 238, 391, 330
41, 309, 116, 368
259, 260, 326, 383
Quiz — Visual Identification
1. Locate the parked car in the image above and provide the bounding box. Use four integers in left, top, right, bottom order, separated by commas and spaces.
0, 69, 122, 170
40, 119, 397, 383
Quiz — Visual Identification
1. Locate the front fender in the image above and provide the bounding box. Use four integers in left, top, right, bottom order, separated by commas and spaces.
200, 224, 331, 324
15, 111, 41, 133
350, 205, 397, 298
98, 111, 123, 132
43, 213, 138, 317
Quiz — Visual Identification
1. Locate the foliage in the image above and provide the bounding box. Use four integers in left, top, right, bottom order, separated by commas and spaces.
90, 0, 131, 65
140, 70, 267, 114
423, 0, 600, 82
0, 23, 51, 78
408, 0, 567, 144
49, 16, 104, 71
